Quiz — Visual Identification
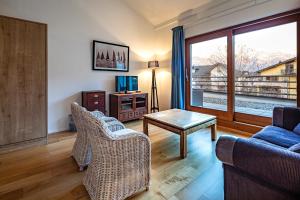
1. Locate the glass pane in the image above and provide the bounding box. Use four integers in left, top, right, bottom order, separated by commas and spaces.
191, 37, 228, 111
234, 22, 297, 117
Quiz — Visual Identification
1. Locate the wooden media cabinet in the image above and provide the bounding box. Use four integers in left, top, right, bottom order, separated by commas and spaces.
109, 92, 148, 122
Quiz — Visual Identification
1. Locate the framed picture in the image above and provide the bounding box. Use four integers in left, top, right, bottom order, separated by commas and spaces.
92, 40, 129, 72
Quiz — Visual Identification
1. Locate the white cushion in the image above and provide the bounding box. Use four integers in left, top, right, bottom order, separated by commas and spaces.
109, 128, 137, 138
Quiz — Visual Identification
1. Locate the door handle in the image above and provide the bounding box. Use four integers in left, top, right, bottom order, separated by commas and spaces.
185, 68, 189, 81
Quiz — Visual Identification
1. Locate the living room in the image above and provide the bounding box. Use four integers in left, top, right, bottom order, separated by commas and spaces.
0, 0, 300, 199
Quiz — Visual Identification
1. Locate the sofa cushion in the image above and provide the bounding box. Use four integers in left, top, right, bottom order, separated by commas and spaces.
248, 138, 286, 149
253, 126, 300, 148
293, 123, 300, 136
288, 143, 300, 153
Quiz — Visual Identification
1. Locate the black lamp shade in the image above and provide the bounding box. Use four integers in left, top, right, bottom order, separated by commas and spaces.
148, 60, 159, 68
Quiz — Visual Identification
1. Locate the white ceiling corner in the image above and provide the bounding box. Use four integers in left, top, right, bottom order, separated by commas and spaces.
123, 0, 220, 26
123, 0, 275, 30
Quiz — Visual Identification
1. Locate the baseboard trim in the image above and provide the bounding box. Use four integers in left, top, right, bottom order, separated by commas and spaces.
0, 137, 47, 154
217, 119, 263, 136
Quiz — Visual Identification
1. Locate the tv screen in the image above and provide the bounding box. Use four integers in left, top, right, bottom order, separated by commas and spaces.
127, 76, 138, 91
115, 76, 138, 92
115, 76, 127, 92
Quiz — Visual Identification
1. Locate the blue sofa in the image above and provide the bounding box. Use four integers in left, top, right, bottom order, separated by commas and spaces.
216, 107, 300, 200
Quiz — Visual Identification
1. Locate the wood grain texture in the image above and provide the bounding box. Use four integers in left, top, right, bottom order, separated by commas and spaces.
0, 16, 47, 146
0, 120, 247, 200
109, 92, 148, 122
144, 109, 216, 130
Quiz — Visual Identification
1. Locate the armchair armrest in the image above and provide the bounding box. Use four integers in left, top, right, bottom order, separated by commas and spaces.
109, 128, 148, 141
111, 131, 151, 181
116, 131, 150, 158
112, 130, 151, 160
216, 136, 300, 194
273, 107, 300, 131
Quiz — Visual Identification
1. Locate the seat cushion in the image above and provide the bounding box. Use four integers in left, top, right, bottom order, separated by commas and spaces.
248, 138, 286, 149
253, 126, 300, 148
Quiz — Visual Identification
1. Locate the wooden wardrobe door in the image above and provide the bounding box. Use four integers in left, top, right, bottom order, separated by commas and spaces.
0, 16, 47, 146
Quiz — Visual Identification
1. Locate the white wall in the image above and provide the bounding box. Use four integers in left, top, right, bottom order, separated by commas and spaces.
0, 0, 158, 133
154, 26, 173, 110
181, 0, 300, 38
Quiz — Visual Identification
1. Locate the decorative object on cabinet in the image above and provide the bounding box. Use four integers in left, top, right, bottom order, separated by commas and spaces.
92, 40, 129, 72
82, 90, 106, 114
110, 92, 148, 122
148, 60, 160, 113
0, 16, 47, 152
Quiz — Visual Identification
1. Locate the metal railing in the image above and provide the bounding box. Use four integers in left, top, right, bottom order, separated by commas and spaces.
192, 75, 297, 100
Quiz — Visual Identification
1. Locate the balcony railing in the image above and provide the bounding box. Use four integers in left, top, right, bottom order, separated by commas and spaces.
192, 75, 297, 100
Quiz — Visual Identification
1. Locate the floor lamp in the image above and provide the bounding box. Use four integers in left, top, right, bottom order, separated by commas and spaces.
148, 60, 159, 113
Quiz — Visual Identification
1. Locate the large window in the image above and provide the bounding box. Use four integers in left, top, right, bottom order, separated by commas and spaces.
186, 9, 299, 127
191, 37, 228, 111
234, 22, 297, 117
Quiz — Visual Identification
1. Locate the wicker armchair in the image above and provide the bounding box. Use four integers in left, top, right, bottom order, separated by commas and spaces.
71, 102, 124, 171
81, 110, 151, 200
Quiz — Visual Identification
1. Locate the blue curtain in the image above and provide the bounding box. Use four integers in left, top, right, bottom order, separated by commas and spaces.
171, 26, 185, 109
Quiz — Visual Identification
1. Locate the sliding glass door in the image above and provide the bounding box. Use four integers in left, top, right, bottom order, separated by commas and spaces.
190, 36, 228, 111
185, 10, 300, 128
234, 22, 297, 118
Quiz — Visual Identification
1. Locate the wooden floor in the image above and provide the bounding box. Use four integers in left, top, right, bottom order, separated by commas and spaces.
0, 120, 243, 200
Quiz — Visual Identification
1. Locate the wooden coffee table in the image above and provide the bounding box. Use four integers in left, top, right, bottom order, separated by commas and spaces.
143, 109, 217, 159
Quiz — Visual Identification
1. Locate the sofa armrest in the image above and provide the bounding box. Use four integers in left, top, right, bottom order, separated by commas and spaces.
216, 135, 238, 166
273, 107, 300, 131
217, 136, 300, 194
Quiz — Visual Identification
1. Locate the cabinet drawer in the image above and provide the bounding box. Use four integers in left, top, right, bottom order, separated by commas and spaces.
87, 92, 104, 99
134, 111, 141, 118
119, 112, 128, 121
135, 109, 147, 118
82, 91, 105, 113
87, 99, 104, 108
128, 111, 134, 119
87, 104, 105, 112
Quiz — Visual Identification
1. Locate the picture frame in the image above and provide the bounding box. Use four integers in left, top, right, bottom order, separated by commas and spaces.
92, 40, 129, 72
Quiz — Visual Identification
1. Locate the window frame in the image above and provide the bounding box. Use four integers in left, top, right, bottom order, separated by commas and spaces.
186, 30, 234, 121
185, 8, 300, 128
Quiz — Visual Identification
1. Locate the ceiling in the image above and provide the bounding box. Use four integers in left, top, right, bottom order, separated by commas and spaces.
124, 0, 215, 26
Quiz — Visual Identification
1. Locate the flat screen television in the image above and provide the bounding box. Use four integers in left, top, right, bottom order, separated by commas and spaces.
115, 76, 138, 93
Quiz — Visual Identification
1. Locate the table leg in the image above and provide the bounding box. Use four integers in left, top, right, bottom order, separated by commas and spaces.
143, 118, 149, 136
180, 131, 187, 159
211, 123, 217, 141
